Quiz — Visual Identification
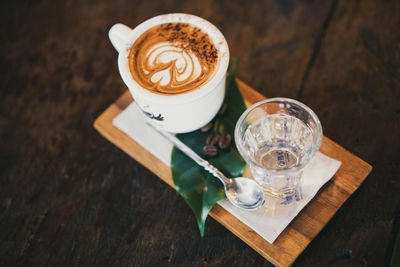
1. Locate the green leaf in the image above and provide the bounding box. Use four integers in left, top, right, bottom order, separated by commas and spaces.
170, 59, 247, 236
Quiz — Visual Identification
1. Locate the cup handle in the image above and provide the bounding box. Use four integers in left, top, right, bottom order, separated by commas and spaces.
108, 23, 132, 53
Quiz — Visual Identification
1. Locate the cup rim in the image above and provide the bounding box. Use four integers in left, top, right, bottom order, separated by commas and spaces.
234, 97, 323, 175
117, 13, 230, 104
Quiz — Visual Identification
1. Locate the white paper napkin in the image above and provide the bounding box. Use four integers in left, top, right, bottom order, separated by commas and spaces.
113, 103, 342, 243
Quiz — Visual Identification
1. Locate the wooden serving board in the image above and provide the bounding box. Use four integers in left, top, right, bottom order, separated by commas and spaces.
94, 80, 372, 267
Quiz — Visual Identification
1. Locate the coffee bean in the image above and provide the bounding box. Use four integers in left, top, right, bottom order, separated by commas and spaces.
218, 103, 227, 115
200, 122, 213, 132
202, 145, 218, 157
206, 134, 219, 146
211, 135, 220, 145
218, 133, 232, 149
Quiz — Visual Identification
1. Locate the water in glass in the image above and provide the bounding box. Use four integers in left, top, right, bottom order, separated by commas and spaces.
242, 114, 313, 203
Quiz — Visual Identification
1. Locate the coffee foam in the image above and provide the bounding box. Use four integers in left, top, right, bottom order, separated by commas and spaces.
128, 22, 219, 95
146, 42, 201, 86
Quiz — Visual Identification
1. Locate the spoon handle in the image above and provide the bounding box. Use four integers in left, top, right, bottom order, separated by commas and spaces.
148, 123, 230, 185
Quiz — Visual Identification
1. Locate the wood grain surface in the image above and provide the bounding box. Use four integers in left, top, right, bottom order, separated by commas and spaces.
1, 0, 399, 266
94, 80, 372, 267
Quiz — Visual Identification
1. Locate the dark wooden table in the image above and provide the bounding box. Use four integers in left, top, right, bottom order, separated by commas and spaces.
1, 0, 399, 266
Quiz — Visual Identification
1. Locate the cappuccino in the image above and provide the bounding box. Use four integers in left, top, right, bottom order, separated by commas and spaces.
128, 22, 219, 95
109, 13, 229, 132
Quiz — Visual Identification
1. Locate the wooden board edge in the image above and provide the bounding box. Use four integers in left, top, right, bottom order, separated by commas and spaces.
93, 82, 374, 267
323, 136, 373, 174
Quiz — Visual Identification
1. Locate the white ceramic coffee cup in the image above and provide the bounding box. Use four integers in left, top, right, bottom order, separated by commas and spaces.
109, 13, 229, 133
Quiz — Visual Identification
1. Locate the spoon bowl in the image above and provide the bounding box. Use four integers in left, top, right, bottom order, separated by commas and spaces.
225, 177, 265, 211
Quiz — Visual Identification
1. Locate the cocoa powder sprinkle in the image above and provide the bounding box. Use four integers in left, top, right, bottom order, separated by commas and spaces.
156, 22, 219, 64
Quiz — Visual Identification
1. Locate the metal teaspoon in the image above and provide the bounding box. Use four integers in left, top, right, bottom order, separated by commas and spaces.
149, 123, 265, 211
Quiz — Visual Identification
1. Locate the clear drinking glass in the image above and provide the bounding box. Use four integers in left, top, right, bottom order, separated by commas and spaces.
234, 98, 323, 205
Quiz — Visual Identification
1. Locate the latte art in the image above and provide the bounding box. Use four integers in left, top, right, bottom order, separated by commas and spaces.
144, 42, 202, 90
129, 23, 219, 95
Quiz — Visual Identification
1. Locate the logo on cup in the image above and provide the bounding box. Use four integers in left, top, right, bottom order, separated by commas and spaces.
138, 104, 164, 121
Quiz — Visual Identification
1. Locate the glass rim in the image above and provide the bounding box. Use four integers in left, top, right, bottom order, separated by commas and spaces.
234, 97, 323, 175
